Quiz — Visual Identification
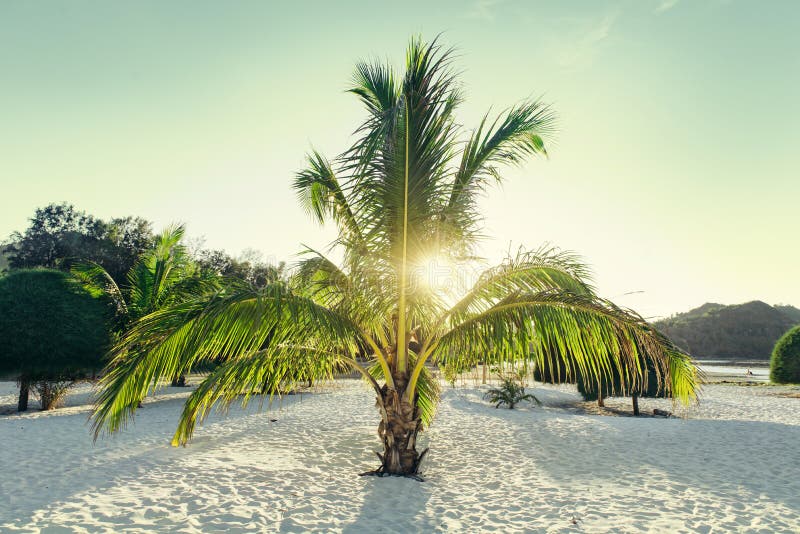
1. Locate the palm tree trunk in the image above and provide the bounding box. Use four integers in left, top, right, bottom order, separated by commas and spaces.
369, 374, 426, 477
17, 377, 30, 412
632, 394, 640, 416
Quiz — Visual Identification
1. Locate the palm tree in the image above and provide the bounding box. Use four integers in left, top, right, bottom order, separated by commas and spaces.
73, 224, 215, 385
92, 37, 700, 477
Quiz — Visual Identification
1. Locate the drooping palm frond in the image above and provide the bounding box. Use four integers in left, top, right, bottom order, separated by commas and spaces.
91, 282, 364, 439
294, 248, 353, 309
294, 152, 364, 249
432, 290, 699, 404
293, 247, 394, 346
71, 260, 128, 317
412, 361, 441, 428
442, 246, 595, 324
171, 343, 355, 445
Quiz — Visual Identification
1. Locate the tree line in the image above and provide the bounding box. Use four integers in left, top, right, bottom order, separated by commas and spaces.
0, 202, 285, 411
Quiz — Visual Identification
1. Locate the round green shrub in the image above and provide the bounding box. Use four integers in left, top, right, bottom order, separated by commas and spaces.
770, 325, 800, 384
0, 269, 111, 380
576, 361, 665, 401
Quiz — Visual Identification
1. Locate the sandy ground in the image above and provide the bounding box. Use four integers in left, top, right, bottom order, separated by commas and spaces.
0, 376, 798, 533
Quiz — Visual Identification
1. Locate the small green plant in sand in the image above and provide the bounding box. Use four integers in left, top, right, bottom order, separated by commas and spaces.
485, 371, 541, 409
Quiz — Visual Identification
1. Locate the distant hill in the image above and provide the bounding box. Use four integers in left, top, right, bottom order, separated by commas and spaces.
655, 301, 800, 359
775, 304, 800, 323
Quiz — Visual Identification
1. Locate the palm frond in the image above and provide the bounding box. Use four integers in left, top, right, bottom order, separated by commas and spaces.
442, 246, 595, 328
441, 101, 555, 244
434, 290, 700, 403
294, 151, 364, 248
91, 283, 362, 439
71, 260, 128, 317
172, 344, 350, 445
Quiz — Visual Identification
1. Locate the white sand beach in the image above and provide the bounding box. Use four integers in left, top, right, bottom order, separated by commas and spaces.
1, 377, 798, 533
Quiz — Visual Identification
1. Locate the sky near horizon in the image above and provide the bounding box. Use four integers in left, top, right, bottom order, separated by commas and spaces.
1, 0, 798, 319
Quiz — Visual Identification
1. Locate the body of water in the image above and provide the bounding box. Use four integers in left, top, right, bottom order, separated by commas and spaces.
697, 362, 770, 382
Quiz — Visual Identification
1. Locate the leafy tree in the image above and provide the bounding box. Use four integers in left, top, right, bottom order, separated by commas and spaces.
770, 326, 800, 384
0, 246, 10, 274
6, 203, 154, 285
195, 248, 287, 288
98, 216, 156, 284
92, 37, 700, 477
0, 269, 111, 410
6, 203, 103, 269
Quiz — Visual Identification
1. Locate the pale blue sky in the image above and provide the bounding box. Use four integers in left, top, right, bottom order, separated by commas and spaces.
1, 0, 798, 318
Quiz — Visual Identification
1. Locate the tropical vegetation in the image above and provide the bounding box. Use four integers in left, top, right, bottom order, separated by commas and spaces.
72, 224, 219, 386
71, 225, 213, 330
0, 269, 111, 410
484, 372, 540, 409
91, 36, 700, 477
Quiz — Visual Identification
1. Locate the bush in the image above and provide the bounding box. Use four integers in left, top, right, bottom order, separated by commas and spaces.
0, 269, 111, 410
440, 360, 473, 388
576, 364, 664, 401
770, 326, 800, 384
32, 379, 75, 410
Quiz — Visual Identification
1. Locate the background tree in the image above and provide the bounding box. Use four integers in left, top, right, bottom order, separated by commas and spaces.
0, 246, 10, 274
0, 269, 111, 410
6, 203, 154, 285
770, 325, 800, 384
92, 37, 700, 477
195, 248, 287, 288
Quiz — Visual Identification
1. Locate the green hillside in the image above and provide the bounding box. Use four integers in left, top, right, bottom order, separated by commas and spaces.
655, 301, 800, 359
775, 304, 800, 323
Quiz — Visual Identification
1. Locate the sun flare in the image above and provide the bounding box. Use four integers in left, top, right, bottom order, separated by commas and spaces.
410, 255, 465, 302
